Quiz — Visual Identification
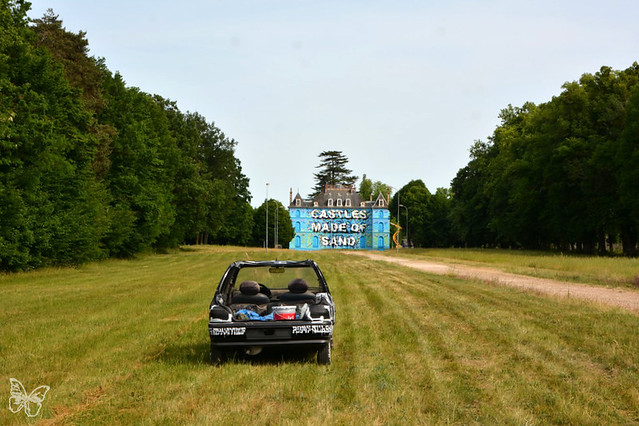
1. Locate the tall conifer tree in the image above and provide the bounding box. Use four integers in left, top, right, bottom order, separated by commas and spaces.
311, 150, 357, 196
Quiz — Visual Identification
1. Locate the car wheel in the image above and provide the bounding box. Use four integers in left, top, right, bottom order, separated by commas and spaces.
210, 346, 225, 366
317, 342, 331, 365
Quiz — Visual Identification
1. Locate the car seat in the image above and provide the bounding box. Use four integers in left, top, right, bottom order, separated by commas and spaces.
279, 278, 316, 302
232, 280, 270, 304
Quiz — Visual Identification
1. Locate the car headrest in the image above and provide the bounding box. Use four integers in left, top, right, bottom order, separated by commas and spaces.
239, 281, 260, 295
288, 278, 308, 294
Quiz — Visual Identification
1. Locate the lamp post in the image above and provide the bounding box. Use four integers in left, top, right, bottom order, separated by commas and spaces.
399, 204, 408, 248
274, 201, 278, 249
265, 183, 269, 251
396, 191, 400, 253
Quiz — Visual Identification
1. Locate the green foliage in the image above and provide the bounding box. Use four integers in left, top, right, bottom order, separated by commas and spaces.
450, 140, 496, 247
617, 82, 639, 255
98, 73, 178, 256
451, 64, 639, 255
429, 187, 454, 247
311, 150, 357, 196
252, 199, 295, 248
390, 180, 429, 245
358, 174, 392, 204
215, 200, 254, 246
0, 4, 254, 270
358, 174, 372, 200
371, 180, 392, 201
0, 0, 109, 269
390, 180, 453, 248
31, 9, 106, 112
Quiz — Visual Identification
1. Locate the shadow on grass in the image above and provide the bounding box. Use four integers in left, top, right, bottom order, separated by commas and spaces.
224, 347, 318, 366
155, 341, 318, 366
154, 341, 210, 365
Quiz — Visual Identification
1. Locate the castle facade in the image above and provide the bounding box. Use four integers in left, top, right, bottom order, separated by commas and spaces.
288, 184, 390, 250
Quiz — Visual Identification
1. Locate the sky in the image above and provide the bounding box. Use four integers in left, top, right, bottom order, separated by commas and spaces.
27, 0, 639, 206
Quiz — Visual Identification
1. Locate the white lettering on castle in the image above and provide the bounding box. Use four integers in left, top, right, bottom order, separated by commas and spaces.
320, 236, 357, 247
310, 209, 368, 220
306, 209, 371, 247
310, 222, 367, 233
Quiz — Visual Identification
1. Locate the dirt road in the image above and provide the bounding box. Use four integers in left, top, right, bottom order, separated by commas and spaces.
347, 251, 639, 313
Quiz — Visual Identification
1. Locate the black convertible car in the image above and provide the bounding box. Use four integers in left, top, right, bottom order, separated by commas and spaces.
208, 260, 336, 365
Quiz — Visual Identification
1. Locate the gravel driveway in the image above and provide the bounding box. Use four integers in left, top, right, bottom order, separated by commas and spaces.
347, 251, 639, 313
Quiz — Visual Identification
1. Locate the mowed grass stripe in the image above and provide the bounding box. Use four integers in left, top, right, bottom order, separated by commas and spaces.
1, 248, 222, 420
56, 249, 334, 424
1, 247, 639, 424
331, 258, 422, 423
373, 260, 639, 423
350, 258, 478, 423
356, 259, 507, 423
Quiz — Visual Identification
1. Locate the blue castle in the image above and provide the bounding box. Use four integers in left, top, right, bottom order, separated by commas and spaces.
288, 184, 390, 250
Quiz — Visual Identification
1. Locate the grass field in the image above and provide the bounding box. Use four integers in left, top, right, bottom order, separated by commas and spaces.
1, 246, 639, 424
381, 248, 639, 288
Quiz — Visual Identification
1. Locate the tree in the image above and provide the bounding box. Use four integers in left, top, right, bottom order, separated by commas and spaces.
0, 1, 109, 270
618, 80, 639, 255
98, 73, 178, 256
428, 187, 454, 247
0, 2, 256, 270
390, 180, 430, 247
449, 63, 639, 254
216, 200, 254, 246
450, 140, 496, 247
358, 174, 392, 202
359, 174, 372, 200
371, 181, 392, 201
31, 9, 115, 183
311, 150, 357, 196
251, 199, 294, 248
31, 9, 106, 112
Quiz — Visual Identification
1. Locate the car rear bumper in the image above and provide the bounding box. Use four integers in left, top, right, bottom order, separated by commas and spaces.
209, 320, 333, 347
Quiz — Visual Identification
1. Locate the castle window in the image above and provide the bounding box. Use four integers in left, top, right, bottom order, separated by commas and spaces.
336, 198, 342, 207
378, 198, 384, 207
360, 202, 366, 207
328, 199, 333, 207
295, 198, 301, 206
345, 199, 351, 207
313, 201, 318, 207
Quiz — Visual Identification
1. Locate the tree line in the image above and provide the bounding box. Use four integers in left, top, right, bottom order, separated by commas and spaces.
3, 1, 638, 272
450, 64, 639, 256
0, 2, 294, 271
390, 64, 639, 256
